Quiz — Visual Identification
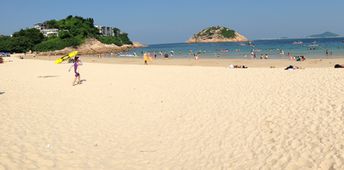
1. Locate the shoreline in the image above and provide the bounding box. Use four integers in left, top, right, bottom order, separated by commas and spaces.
12, 54, 344, 68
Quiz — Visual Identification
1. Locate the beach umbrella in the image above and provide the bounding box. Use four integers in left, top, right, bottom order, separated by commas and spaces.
55, 51, 79, 64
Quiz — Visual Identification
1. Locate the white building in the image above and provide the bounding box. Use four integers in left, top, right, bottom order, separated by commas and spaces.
34, 23, 59, 37
41, 29, 59, 37
95, 25, 121, 37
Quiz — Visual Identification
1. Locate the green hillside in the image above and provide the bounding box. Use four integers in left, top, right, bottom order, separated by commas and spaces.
0, 16, 132, 53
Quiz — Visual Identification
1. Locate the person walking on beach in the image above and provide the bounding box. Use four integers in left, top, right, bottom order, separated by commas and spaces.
69, 56, 83, 86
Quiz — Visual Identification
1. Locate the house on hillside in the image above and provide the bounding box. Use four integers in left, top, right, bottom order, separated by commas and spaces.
40, 29, 59, 37
34, 23, 59, 37
95, 25, 122, 37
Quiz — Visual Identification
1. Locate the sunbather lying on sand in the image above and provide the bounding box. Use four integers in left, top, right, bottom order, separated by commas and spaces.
229, 64, 248, 69
285, 65, 302, 70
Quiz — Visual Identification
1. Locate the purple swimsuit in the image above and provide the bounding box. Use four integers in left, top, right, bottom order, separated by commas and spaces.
74, 62, 80, 77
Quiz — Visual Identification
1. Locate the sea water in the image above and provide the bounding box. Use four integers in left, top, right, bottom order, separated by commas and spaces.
122, 37, 344, 59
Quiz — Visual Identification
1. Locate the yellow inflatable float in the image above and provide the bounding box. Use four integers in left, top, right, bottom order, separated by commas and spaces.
55, 51, 78, 64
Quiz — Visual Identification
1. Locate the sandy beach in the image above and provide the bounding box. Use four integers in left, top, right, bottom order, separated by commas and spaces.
1, 57, 344, 169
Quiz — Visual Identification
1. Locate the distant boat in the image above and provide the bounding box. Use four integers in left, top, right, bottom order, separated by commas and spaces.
118, 52, 137, 57
308, 44, 319, 47
119, 54, 136, 57
292, 41, 303, 45
309, 41, 319, 47
239, 41, 254, 46
239, 41, 255, 47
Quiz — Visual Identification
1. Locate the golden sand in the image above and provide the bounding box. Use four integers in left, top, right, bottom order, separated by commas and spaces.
1, 57, 344, 169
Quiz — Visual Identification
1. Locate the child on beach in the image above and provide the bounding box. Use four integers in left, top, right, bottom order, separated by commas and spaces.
69, 56, 83, 86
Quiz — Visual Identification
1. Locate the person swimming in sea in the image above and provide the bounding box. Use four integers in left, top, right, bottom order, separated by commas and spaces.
69, 56, 83, 86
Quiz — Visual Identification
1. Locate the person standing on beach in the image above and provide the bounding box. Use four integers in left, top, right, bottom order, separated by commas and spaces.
69, 56, 83, 86
251, 51, 256, 59
194, 53, 199, 60
143, 52, 149, 65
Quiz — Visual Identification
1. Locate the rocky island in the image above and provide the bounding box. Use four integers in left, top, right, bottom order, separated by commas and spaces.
187, 26, 248, 43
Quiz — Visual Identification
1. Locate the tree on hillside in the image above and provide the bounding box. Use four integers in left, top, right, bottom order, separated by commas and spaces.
12, 28, 44, 45
0, 28, 44, 53
57, 16, 99, 38
0, 36, 12, 52
45, 20, 59, 29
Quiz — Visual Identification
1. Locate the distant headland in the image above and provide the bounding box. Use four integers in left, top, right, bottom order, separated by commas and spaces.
307, 32, 340, 38
187, 26, 248, 43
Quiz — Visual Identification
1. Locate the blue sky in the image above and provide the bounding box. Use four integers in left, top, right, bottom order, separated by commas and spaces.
1, 0, 343, 44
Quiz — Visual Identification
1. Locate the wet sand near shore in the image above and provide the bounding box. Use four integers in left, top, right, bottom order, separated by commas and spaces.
17, 54, 344, 68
